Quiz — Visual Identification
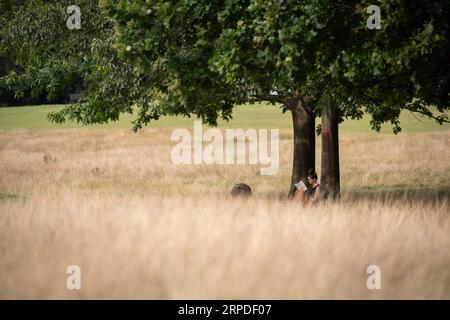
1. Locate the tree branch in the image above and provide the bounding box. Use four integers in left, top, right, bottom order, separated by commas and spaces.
252, 94, 286, 105
403, 105, 450, 124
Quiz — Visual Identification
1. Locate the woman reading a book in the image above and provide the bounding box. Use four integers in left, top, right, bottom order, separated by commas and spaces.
294, 170, 320, 204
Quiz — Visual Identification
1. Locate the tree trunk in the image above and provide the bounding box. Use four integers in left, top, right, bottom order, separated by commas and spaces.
288, 96, 316, 197
320, 95, 340, 200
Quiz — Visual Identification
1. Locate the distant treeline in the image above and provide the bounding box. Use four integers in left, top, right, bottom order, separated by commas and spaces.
0, 57, 82, 107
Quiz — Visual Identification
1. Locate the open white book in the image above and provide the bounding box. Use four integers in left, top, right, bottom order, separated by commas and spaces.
294, 180, 307, 192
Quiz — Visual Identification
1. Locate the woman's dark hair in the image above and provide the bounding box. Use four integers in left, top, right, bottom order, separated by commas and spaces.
307, 169, 318, 180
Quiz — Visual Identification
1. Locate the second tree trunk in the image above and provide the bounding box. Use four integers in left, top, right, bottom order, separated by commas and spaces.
320, 95, 340, 200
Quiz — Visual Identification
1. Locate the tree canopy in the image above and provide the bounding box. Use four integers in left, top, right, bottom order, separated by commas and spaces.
1, 1, 448, 130
101, 0, 449, 131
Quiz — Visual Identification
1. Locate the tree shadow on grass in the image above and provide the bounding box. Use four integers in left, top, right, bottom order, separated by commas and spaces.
0, 192, 25, 204
258, 186, 449, 205
342, 187, 450, 205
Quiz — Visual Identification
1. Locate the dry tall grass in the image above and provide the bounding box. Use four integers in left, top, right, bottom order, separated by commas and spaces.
0, 128, 449, 299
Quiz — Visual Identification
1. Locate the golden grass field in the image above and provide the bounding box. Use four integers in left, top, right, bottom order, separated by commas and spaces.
0, 122, 449, 299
